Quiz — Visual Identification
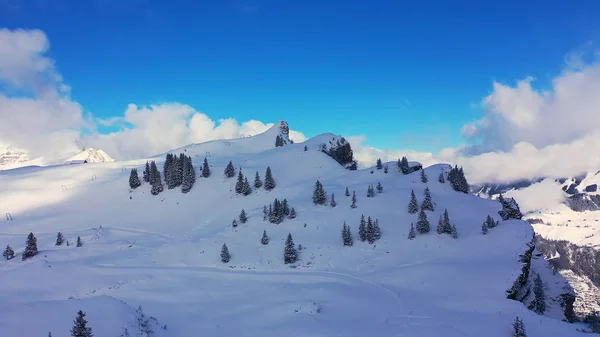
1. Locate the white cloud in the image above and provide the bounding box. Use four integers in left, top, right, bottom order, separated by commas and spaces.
346, 135, 439, 169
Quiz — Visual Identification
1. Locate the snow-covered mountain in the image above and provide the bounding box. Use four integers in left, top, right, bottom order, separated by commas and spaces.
0, 145, 115, 170
0, 121, 588, 336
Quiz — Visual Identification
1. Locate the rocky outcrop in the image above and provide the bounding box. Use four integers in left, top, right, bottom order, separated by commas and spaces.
274, 121, 292, 147
585, 184, 598, 193
319, 136, 357, 170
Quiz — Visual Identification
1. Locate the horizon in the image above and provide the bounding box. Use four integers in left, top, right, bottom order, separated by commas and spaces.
1, 1, 600, 185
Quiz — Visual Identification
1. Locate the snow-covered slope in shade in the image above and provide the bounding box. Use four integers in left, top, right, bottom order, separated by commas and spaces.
0, 124, 586, 336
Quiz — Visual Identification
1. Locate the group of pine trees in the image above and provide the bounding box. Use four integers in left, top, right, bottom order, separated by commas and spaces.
227, 163, 275, 194
447, 165, 469, 193
375, 158, 389, 173
435, 209, 457, 238
3, 232, 84, 262
163, 153, 196, 193
481, 215, 499, 235
356, 215, 381, 244
397, 156, 411, 174
275, 135, 286, 147
497, 194, 523, 220
220, 232, 299, 264
262, 198, 296, 224
407, 188, 457, 239
366, 182, 383, 197
142, 160, 164, 195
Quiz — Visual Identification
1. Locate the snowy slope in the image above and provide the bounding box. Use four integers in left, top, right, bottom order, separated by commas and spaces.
65, 148, 115, 164
0, 122, 586, 336
0, 145, 115, 170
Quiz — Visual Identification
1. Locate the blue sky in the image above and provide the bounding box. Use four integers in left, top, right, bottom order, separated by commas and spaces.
2, 0, 599, 152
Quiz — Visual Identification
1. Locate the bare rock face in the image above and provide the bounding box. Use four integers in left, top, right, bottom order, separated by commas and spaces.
274, 121, 293, 147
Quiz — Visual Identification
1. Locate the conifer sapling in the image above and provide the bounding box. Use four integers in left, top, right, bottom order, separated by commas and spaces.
261, 230, 269, 245
76, 236, 83, 247
384, 165, 388, 173
56, 232, 64, 246
481, 222, 488, 235
3, 245, 14, 260
254, 171, 263, 189
289, 208, 297, 219
420, 169, 428, 183
221, 243, 231, 263
239, 209, 247, 223
345, 187, 350, 197
351, 191, 357, 208
330, 193, 336, 207
376, 182, 383, 193
408, 223, 416, 240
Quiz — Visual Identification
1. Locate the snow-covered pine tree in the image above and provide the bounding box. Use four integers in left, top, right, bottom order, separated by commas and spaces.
22, 232, 38, 260
351, 191, 357, 208
201, 157, 211, 178
481, 222, 488, 235
512, 316, 527, 337
242, 177, 252, 196
376, 182, 383, 193
254, 171, 262, 189
177, 153, 186, 186
342, 222, 353, 246
376, 158, 383, 169
3, 245, 14, 260
420, 169, 428, 183
373, 219, 381, 241
441, 209, 451, 233
221, 243, 230, 263
304, 145, 308, 151
76, 236, 83, 247
421, 187, 434, 211
181, 156, 195, 193
264, 166, 275, 190
366, 185, 373, 198
232, 219, 238, 228
275, 135, 284, 147
345, 187, 350, 197
451, 225, 458, 239
286, 207, 295, 219
330, 193, 337, 207
263, 205, 268, 221
143, 161, 150, 183
70, 310, 93, 337
408, 190, 419, 214
163, 154, 173, 189
485, 215, 496, 228
384, 165, 388, 173
235, 170, 245, 194
312, 180, 327, 205
239, 209, 248, 223
359, 215, 367, 241
261, 230, 269, 245
529, 273, 546, 314
399, 156, 410, 174
149, 161, 164, 195
56, 232, 64, 246
129, 168, 141, 189
224, 161, 235, 178
282, 199, 290, 216
448, 165, 469, 193
366, 216, 375, 243
436, 215, 445, 234
457, 167, 469, 192
498, 194, 524, 220
284, 233, 298, 264
416, 209, 430, 234
438, 172, 445, 183
408, 223, 416, 240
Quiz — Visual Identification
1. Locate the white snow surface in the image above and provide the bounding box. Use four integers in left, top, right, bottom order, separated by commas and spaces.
0, 122, 584, 336
0, 146, 115, 170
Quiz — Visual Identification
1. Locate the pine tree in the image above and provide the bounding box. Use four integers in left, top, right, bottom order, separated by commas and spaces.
284, 233, 298, 264
239, 209, 248, 223
376, 158, 383, 169
420, 169, 428, 183
384, 165, 389, 173
408, 223, 416, 240
436, 215, 445, 234
342, 222, 353, 246
451, 225, 458, 239
345, 187, 350, 197
149, 161, 164, 195
312, 180, 326, 205
376, 182, 383, 193
408, 190, 419, 214
438, 172, 445, 183
366, 216, 375, 243
22, 232, 38, 260
264, 166, 275, 190
512, 316, 527, 337
373, 219, 381, 241
282, 199, 290, 216
442, 209, 452, 234
485, 215, 496, 228
416, 209, 430, 234
181, 156, 195, 193
275, 135, 284, 147
129, 168, 141, 189
49, 332, 52, 337
235, 170, 245, 194
421, 187, 434, 211
263, 205, 268, 221
289, 208, 297, 219
351, 191, 357, 208
366, 185, 373, 197
254, 171, 263, 189
358, 215, 367, 241
232, 219, 238, 228
3, 245, 14, 260
143, 161, 150, 183
242, 177, 252, 195
56, 232, 64, 246
76, 236, 83, 247
330, 193, 337, 207
530, 274, 546, 314
399, 156, 410, 174
201, 157, 211, 178
70, 310, 93, 337
304, 145, 308, 151
481, 222, 488, 235
261, 230, 269, 245
221, 243, 230, 263
224, 161, 236, 178
163, 154, 173, 189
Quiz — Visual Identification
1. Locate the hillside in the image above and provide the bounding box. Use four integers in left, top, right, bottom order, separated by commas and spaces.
0, 145, 115, 171
0, 121, 586, 336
